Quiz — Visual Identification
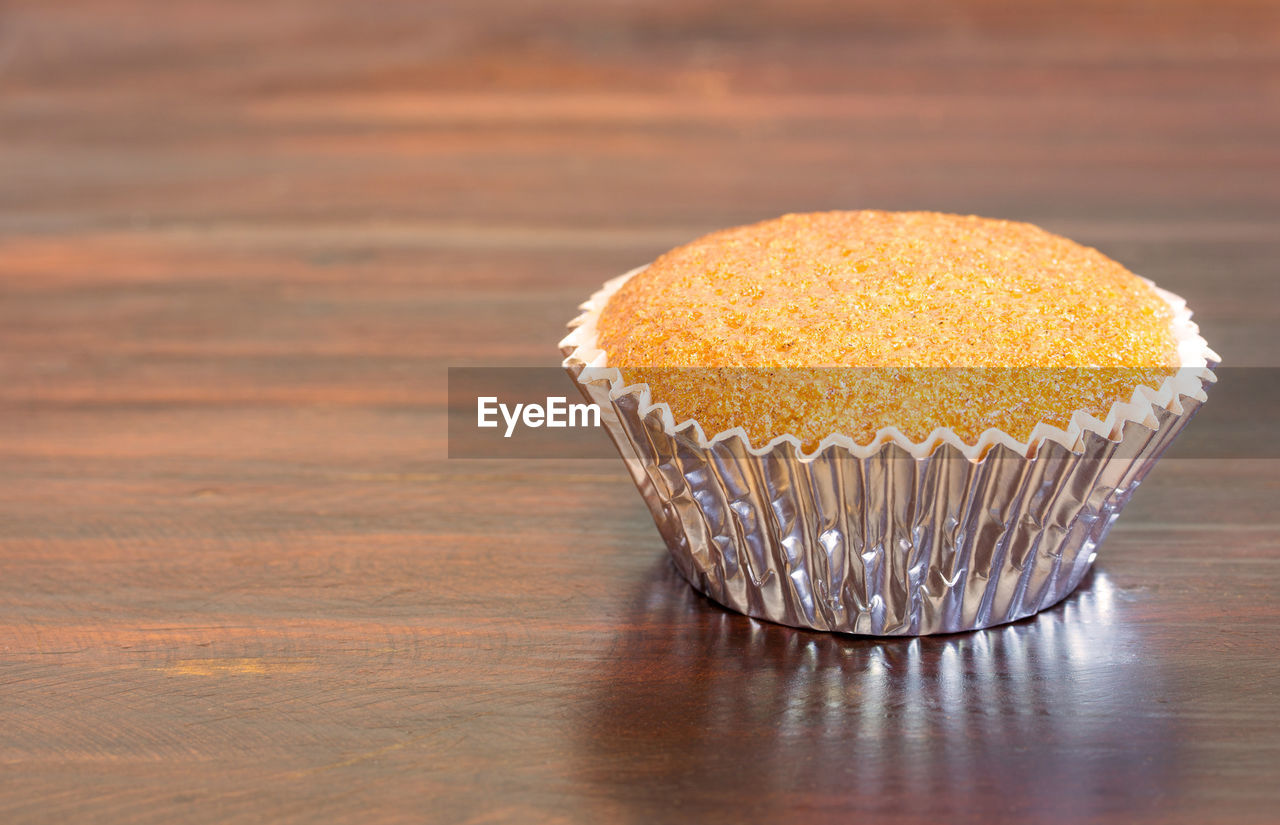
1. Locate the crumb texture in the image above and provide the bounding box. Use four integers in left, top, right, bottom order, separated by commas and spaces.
595, 210, 1179, 446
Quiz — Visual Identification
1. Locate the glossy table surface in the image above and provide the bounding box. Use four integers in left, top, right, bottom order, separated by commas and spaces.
2, 1, 1278, 822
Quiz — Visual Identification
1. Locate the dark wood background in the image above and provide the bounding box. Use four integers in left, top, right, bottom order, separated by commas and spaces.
2, 1, 1278, 822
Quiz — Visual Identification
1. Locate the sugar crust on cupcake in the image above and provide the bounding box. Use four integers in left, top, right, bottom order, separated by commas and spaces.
593, 210, 1187, 448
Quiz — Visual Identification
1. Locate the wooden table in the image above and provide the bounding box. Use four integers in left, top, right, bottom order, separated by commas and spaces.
2, 1, 1278, 822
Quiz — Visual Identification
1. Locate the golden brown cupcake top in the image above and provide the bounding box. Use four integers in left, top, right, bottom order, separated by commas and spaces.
595, 210, 1181, 447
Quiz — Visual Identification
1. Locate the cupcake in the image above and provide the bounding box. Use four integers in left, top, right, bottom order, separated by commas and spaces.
560, 211, 1216, 635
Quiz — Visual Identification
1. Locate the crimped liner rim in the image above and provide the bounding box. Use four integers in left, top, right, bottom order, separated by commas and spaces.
560, 265, 1218, 461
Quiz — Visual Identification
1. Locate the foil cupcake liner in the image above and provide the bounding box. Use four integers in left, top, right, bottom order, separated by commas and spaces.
561, 268, 1217, 636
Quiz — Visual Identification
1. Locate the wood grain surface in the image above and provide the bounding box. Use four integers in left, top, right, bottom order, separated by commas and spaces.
2, 1, 1279, 822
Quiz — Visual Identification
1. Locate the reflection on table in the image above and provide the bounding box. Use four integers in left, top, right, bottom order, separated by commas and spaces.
579, 561, 1177, 823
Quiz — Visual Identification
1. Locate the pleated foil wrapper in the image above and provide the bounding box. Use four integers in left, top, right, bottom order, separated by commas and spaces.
562, 270, 1216, 636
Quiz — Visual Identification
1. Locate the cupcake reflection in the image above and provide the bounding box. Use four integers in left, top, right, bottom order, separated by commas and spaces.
578, 561, 1178, 823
